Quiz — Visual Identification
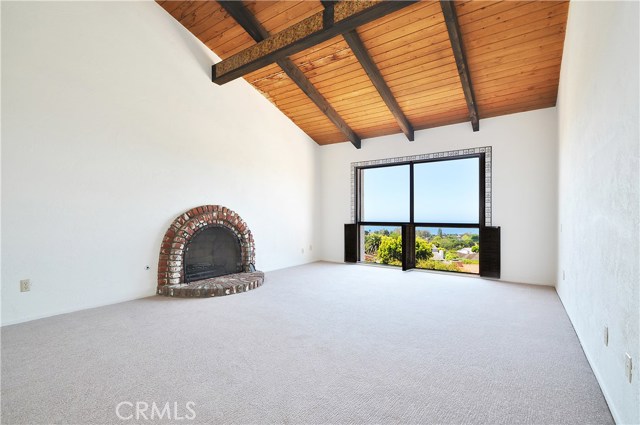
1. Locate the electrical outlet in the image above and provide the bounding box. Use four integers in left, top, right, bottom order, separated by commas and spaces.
625, 353, 633, 383
20, 279, 31, 292
603, 326, 608, 346
562, 270, 566, 280
301, 248, 304, 254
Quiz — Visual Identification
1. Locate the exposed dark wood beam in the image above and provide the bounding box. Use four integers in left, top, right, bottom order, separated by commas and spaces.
343, 30, 414, 141
217, 1, 361, 149
277, 61, 360, 148
440, 0, 479, 132
218, 0, 268, 41
212, 1, 418, 85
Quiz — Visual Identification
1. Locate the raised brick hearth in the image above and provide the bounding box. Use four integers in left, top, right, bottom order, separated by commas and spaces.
157, 271, 264, 297
157, 205, 263, 298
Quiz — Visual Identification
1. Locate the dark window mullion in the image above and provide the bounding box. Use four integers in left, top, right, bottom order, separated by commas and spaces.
413, 222, 480, 228
405, 162, 416, 269
355, 168, 362, 261
479, 154, 486, 228
359, 221, 409, 226
409, 162, 415, 224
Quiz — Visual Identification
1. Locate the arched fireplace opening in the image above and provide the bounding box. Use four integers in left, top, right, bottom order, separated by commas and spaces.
184, 226, 242, 283
157, 205, 264, 298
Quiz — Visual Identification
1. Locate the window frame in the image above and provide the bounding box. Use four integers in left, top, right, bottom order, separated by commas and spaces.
354, 153, 486, 266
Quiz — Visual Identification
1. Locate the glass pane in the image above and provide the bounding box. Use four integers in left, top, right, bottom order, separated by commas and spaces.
362, 225, 402, 267
414, 158, 479, 223
361, 165, 409, 222
415, 227, 479, 274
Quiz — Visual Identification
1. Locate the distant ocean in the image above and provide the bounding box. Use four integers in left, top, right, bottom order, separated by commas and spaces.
363, 225, 478, 235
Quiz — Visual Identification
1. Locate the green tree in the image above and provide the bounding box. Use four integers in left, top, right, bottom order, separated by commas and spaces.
445, 250, 460, 261
437, 228, 443, 237
415, 237, 433, 260
378, 235, 402, 265
417, 259, 460, 272
437, 236, 457, 251
417, 229, 432, 240
471, 244, 479, 253
364, 233, 382, 254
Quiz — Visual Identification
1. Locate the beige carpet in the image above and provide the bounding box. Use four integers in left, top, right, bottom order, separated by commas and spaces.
1, 262, 613, 424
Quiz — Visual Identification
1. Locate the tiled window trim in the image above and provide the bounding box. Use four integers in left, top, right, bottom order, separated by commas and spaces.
350, 146, 492, 225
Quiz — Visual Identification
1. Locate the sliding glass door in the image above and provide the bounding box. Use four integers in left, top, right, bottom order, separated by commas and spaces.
356, 154, 484, 274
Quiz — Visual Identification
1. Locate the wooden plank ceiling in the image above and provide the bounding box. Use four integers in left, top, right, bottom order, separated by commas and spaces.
158, 0, 569, 146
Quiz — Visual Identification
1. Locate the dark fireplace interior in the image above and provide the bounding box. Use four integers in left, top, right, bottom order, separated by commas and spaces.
184, 226, 242, 283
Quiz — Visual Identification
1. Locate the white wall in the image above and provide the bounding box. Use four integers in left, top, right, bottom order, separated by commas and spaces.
319, 108, 558, 286
1, 1, 320, 325
556, 1, 639, 423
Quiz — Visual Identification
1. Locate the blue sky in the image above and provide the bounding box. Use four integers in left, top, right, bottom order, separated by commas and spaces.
362, 158, 479, 223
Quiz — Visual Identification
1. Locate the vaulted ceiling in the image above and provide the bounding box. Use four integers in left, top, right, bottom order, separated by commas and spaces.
158, 1, 569, 147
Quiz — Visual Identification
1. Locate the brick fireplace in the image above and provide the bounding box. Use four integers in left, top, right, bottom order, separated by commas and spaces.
157, 205, 264, 298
